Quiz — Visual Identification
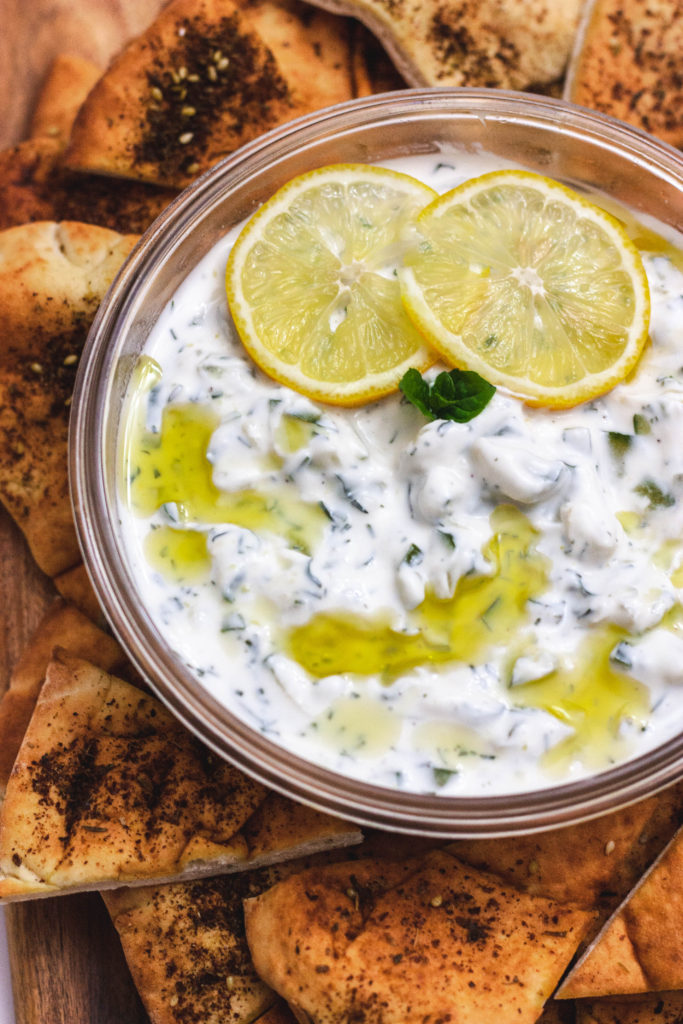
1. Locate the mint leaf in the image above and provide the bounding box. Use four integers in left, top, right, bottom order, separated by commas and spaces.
398, 368, 433, 418
399, 367, 495, 423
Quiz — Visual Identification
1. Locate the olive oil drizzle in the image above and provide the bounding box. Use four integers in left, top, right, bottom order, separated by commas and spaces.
512, 624, 649, 774
287, 504, 650, 769
144, 526, 211, 584
120, 359, 326, 584
286, 504, 549, 679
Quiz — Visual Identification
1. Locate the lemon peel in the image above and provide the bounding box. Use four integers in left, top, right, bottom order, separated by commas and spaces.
226, 163, 438, 406
399, 169, 651, 408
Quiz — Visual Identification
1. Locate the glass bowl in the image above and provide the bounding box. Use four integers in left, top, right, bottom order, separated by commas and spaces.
70, 88, 683, 838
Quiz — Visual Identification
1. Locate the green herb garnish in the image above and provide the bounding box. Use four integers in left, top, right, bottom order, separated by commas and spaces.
399, 367, 495, 423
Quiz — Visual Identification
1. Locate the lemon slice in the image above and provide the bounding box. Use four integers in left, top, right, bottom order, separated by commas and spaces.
399, 170, 651, 408
226, 164, 438, 405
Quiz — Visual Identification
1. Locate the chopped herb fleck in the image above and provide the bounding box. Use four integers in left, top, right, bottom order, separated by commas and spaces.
608, 431, 632, 459
635, 479, 675, 509
633, 413, 651, 435
403, 543, 423, 566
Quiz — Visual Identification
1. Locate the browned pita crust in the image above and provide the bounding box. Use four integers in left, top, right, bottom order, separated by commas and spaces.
30, 54, 103, 144
564, 0, 683, 148
52, 562, 107, 624
0, 220, 137, 576
450, 785, 683, 916
298, 0, 583, 90
245, 849, 594, 1024
0, 138, 64, 229
0, 651, 361, 902
102, 810, 361, 1024
575, 991, 683, 1024
242, 791, 363, 864
0, 138, 176, 234
538, 1001, 576, 1024
65, 0, 368, 188
257, 1004, 298, 1024
0, 651, 267, 899
105, 869, 281, 1024
557, 825, 683, 998
0, 599, 124, 799
350, 20, 406, 96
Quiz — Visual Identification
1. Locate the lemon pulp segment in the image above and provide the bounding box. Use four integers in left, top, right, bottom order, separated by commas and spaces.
226, 164, 438, 405
399, 169, 651, 408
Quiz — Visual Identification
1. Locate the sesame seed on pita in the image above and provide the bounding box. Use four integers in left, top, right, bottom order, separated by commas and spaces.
65, 0, 370, 189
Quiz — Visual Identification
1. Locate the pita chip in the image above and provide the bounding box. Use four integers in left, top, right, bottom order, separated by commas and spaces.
0, 138, 64, 230
564, 0, 683, 148
104, 869, 283, 1024
0, 220, 137, 576
575, 991, 683, 1024
103, 806, 360, 1024
0, 599, 124, 799
0, 138, 175, 236
241, 791, 363, 865
557, 825, 683, 998
245, 848, 594, 1024
0, 651, 267, 900
450, 786, 683, 915
52, 563, 107, 625
30, 54, 103, 145
65, 0, 367, 188
299, 0, 583, 91
257, 1004, 298, 1024
0, 651, 360, 902
350, 21, 406, 96
538, 1001, 575, 1024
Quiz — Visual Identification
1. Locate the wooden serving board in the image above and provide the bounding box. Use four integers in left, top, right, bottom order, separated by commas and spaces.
1, 5, 168, 1020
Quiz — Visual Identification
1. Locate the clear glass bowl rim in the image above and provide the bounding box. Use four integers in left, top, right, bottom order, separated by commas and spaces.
70, 87, 683, 838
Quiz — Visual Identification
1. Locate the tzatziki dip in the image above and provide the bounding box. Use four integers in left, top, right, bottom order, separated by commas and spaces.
119, 150, 683, 796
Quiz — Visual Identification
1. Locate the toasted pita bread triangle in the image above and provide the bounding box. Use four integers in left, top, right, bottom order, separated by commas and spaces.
0, 137, 177, 235
65, 0, 368, 188
449, 785, 683, 917
0, 599, 125, 800
30, 54, 103, 145
298, 0, 583, 90
0, 220, 137, 576
257, 1004, 298, 1024
557, 825, 683, 998
350, 20, 406, 95
104, 849, 345, 1024
0, 650, 360, 902
564, 0, 683, 148
52, 563, 107, 625
245, 848, 594, 1024
575, 991, 683, 1024
0, 138, 64, 229
537, 1001, 576, 1023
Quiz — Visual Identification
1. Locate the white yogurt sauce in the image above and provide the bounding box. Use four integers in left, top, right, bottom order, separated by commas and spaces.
119, 150, 683, 796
